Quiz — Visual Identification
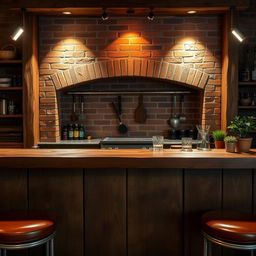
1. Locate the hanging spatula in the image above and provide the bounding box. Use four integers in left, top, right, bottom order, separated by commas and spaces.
135, 94, 147, 123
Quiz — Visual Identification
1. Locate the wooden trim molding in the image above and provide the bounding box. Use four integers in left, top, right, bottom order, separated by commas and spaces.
23, 13, 40, 148
50, 59, 209, 91
221, 10, 239, 130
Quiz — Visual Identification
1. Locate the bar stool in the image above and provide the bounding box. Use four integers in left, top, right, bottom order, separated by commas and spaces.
201, 211, 256, 256
0, 212, 56, 256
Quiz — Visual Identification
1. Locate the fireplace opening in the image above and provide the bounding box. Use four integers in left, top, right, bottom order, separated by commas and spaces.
57, 77, 202, 138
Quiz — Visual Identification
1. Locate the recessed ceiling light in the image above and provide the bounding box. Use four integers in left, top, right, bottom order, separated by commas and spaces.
63, 11, 72, 15
187, 10, 197, 14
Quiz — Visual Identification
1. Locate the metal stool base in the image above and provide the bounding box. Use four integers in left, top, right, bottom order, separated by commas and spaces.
0, 232, 55, 256
203, 232, 256, 256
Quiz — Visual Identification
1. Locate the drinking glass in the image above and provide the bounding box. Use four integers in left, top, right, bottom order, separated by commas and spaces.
197, 125, 211, 151
152, 136, 164, 151
181, 137, 193, 152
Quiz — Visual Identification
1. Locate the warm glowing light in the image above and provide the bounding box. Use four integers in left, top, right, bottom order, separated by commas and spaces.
11, 27, 24, 41
63, 11, 72, 15
184, 41, 195, 50
187, 10, 197, 14
232, 28, 245, 42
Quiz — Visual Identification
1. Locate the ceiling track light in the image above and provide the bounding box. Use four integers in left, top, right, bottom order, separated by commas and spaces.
147, 8, 155, 21
101, 8, 109, 21
11, 8, 25, 41
230, 6, 246, 43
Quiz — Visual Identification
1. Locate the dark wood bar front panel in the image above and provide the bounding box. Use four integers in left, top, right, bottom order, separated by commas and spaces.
0, 168, 255, 256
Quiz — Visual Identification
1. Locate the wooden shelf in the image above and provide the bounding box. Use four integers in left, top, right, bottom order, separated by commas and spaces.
0, 114, 23, 118
0, 60, 22, 64
0, 142, 23, 148
238, 106, 256, 109
239, 81, 256, 86
0, 87, 22, 91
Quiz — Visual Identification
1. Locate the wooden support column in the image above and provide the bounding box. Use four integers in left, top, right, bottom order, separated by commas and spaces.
23, 13, 39, 148
221, 10, 239, 130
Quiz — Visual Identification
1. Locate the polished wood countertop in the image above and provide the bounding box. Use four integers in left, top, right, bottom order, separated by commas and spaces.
0, 148, 255, 168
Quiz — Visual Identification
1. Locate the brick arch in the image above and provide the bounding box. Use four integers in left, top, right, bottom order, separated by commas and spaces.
51, 58, 209, 91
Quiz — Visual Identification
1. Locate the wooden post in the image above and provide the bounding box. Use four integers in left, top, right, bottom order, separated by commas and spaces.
221, 10, 239, 130
23, 13, 39, 148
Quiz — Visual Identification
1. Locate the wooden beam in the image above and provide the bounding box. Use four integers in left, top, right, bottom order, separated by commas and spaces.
1, 0, 249, 9
23, 14, 39, 148
221, 11, 239, 130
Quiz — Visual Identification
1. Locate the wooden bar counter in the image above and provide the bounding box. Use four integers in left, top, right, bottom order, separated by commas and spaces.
0, 149, 255, 256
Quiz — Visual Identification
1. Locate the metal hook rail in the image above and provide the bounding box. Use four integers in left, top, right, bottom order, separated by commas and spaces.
66, 91, 191, 95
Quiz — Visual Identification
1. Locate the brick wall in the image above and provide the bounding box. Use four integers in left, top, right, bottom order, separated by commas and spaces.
39, 15, 222, 141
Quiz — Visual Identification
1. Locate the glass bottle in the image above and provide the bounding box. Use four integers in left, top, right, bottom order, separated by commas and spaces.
79, 124, 85, 140
240, 47, 251, 82
68, 124, 74, 140
252, 47, 256, 81
74, 124, 79, 140
62, 126, 68, 140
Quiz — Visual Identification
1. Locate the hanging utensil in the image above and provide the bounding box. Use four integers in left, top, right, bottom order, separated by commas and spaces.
80, 95, 85, 121
168, 95, 180, 129
179, 95, 186, 123
70, 95, 78, 122
118, 95, 122, 116
135, 94, 147, 123
111, 102, 128, 134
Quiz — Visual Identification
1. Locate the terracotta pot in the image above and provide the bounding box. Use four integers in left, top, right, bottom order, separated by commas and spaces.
214, 140, 225, 149
225, 142, 236, 153
236, 138, 253, 152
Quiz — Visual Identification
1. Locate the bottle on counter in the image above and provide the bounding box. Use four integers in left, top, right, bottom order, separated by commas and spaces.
79, 124, 85, 140
73, 123, 79, 140
252, 47, 256, 81
62, 126, 68, 140
68, 124, 74, 140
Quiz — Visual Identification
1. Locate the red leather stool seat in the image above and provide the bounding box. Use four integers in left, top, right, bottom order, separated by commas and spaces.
202, 211, 256, 244
0, 213, 55, 244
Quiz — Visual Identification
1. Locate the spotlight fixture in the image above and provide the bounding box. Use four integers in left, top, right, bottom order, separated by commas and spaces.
101, 8, 109, 20
147, 8, 155, 21
11, 27, 24, 41
187, 10, 197, 14
63, 11, 72, 15
230, 7, 246, 43
232, 28, 246, 42
10, 8, 25, 41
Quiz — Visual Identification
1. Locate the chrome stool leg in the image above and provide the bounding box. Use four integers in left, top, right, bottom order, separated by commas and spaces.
2, 249, 6, 256
251, 250, 254, 256
204, 237, 208, 256
49, 238, 54, 256
46, 240, 50, 256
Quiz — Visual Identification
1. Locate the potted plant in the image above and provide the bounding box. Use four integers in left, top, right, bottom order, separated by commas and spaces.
227, 116, 256, 152
212, 130, 226, 149
224, 136, 237, 153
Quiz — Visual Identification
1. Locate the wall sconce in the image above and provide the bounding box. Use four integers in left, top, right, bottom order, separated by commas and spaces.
10, 8, 25, 41
11, 27, 24, 41
231, 28, 246, 42
101, 8, 109, 20
147, 8, 155, 21
231, 6, 245, 43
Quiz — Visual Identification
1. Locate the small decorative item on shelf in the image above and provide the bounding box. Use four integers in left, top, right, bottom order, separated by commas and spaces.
212, 130, 226, 149
227, 116, 256, 152
240, 93, 252, 106
224, 136, 237, 153
0, 44, 16, 60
